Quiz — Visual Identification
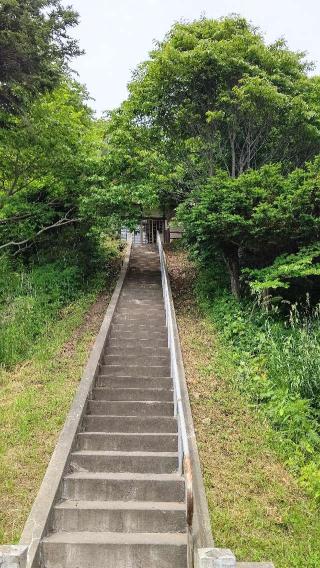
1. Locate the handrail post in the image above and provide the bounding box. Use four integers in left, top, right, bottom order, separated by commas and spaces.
196, 548, 236, 567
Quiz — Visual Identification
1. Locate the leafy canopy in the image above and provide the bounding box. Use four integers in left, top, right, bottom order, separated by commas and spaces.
0, 0, 81, 122
0, 80, 103, 254
126, 16, 320, 186
177, 159, 320, 296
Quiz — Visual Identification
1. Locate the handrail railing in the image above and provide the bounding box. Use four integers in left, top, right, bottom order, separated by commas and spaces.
156, 232, 194, 536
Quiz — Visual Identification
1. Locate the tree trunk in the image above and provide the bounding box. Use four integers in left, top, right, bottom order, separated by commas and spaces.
223, 245, 241, 299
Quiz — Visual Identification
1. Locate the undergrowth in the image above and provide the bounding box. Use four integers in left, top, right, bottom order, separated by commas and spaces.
0, 238, 122, 368
196, 264, 320, 503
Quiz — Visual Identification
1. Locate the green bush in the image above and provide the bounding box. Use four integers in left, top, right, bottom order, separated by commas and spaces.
243, 244, 320, 306
0, 239, 121, 368
196, 264, 320, 502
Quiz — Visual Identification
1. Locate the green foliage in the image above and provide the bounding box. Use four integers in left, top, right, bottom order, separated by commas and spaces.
196, 264, 320, 502
263, 315, 320, 402
88, 105, 165, 224
0, 0, 82, 122
127, 15, 320, 183
0, 2, 128, 372
0, 80, 105, 253
178, 160, 320, 297
106, 16, 320, 298
0, 239, 121, 368
245, 243, 320, 293
300, 462, 320, 502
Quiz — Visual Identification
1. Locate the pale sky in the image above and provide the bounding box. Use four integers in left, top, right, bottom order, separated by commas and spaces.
66, 0, 320, 115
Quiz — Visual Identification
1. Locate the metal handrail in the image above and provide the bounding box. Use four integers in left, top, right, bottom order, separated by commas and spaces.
157, 232, 194, 531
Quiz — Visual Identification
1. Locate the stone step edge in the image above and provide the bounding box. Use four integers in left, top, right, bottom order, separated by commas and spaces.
71, 451, 178, 457
41, 531, 187, 545
54, 500, 185, 511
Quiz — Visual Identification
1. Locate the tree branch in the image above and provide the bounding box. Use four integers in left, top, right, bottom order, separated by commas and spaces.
0, 212, 80, 252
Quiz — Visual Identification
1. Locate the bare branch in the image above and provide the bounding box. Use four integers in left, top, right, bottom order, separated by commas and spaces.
0, 212, 80, 252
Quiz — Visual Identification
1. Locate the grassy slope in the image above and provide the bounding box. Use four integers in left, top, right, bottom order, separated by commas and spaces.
0, 280, 118, 544
166, 248, 320, 568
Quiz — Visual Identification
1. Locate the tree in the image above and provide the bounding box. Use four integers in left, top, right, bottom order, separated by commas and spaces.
125, 16, 320, 194
79, 104, 162, 234
0, 80, 102, 253
109, 15, 320, 298
0, 0, 81, 122
177, 161, 320, 298
244, 243, 320, 296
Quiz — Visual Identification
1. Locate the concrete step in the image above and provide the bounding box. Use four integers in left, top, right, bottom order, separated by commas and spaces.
116, 301, 164, 308
115, 315, 164, 322
103, 354, 170, 366
52, 500, 186, 533
125, 283, 162, 288
125, 279, 161, 284
110, 327, 168, 345
113, 314, 166, 324
63, 473, 185, 502
129, 271, 160, 274
119, 289, 162, 293
100, 364, 171, 378
118, 302, 164, 308
118, 299, 164, 306
112, 314, 164, 321
126, 273, 161, 277
118, 295, 163, 301
87, 400, 174, 416
120, 287, 162, 293
105, 346, 169, 356
108, 337, 169, 349
115, 302, 164, 309
83, 415, 178, 433
92, 387, 173, 402
111, 323, 167, 332
96, 376, 172, 389
69, 451, 179, 474
35, 245, 188, 568
41, 532, 187, 568
109, 333, 168, 344
76, 433, 179, 452
120, 285, 161, 289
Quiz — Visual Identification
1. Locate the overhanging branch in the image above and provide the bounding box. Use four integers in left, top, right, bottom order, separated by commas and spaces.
0, 212, 80, 253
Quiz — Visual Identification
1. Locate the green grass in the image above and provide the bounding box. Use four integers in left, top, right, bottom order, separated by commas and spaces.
0, 243, 121, 544
0, 238, 122, 369
196, 264, 320, 503
166, 247, 320, 568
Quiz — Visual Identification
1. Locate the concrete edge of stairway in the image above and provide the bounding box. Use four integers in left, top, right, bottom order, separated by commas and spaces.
159, 240, 275, 568
16, 236, 132, 568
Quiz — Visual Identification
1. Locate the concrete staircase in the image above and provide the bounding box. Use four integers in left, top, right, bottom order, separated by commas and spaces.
40, 245, 188, 567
